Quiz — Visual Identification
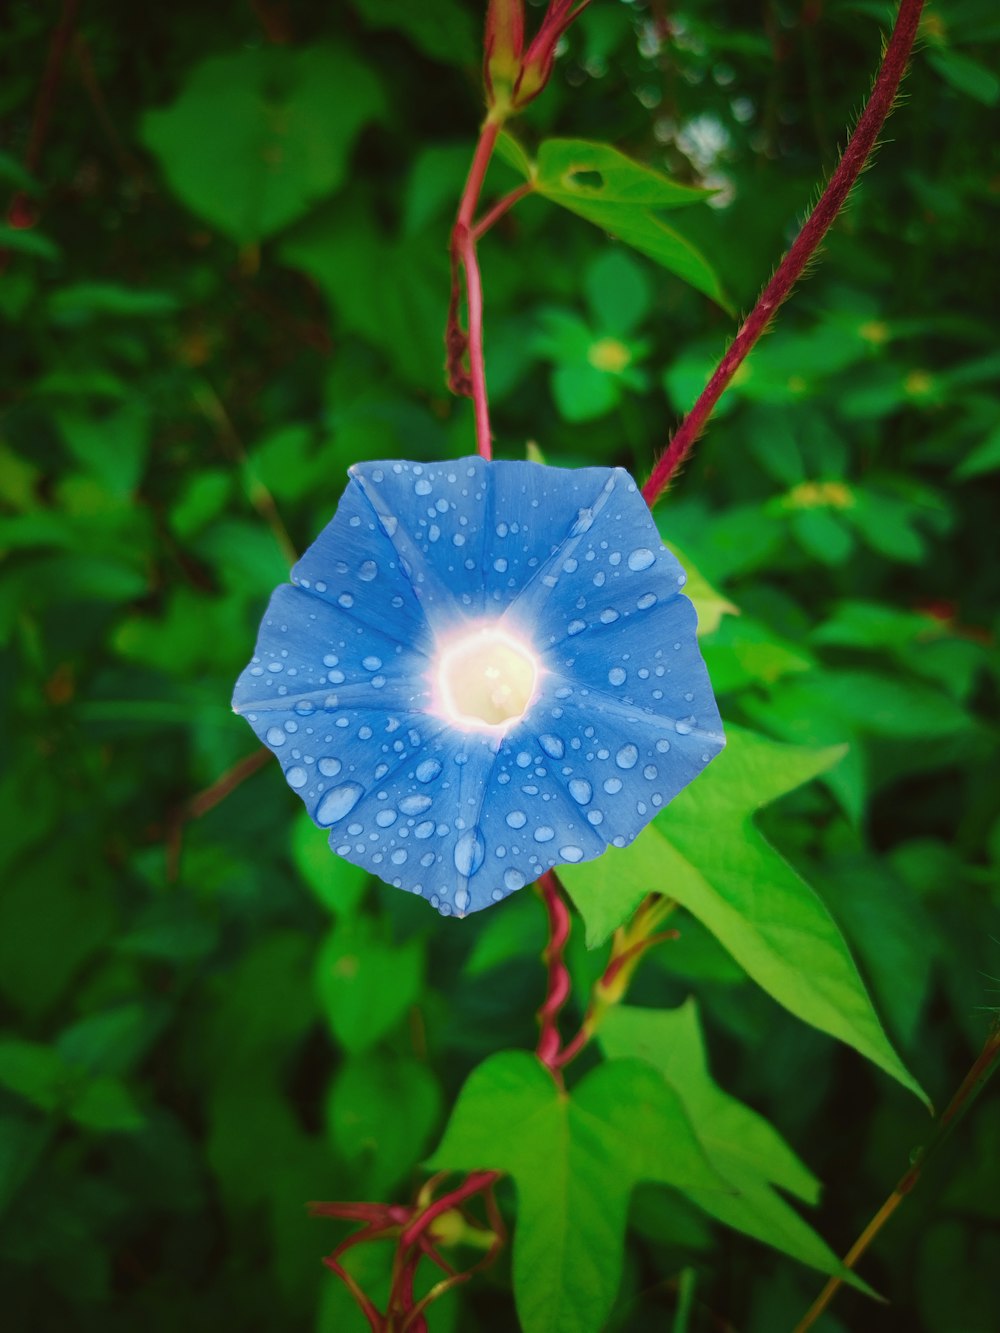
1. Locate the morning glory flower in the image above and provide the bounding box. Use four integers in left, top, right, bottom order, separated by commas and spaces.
232, 457, 724, 916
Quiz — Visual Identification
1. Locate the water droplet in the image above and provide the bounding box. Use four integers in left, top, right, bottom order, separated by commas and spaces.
358, 560, 378, 582
599, 608, 619, 624
643, 764, 657, 780
455, 887, 470, 913
375, 809, 397, 828
381, 515, 398, 537
416, 758, 442, 783
656, 738, 671, 753
637, 593, 657, 610
399, 794, 432, 816
362, 655, 382, 671
539, 734, 565, 760
319, 757, 342, 778
506, 810, 527, 829
316, 782, 364, 824
628, 548, 655, 572
391, 848, 408, 865
567, 619, 586, 635
493, 557, 508, 573
266, 726, 286, 746
414, 479, 432, 496
616, 744, 639, 769
603, 777, 623, 795
675, 718, 694, 736
338, 593, 354, 609
569, 778, 592, 805
559, 845, 584, 862
608, 667, 626, 686
534, 826, 554, 843
286, 766, 308, 789
504, 868, 526, 891
415, 820, 435, 838
454, 829, 485, 877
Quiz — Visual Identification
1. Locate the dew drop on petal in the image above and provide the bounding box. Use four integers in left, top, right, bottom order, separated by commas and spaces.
504, 868, 526, 891
603, 777, 623, 795
608, 667, 626, 686
338, 593, 354, 608
362, 656, 382, 671
358, 561, 378, 582
319, 757, 342, 778
539, 734, 565, 760
628, 548, 655, 572
534, 826, 555, 843
568, 619, 586, 635
454, 829, 485, 877
316, 782, 365, 825
375, 809, 397, 828
414, 479, 432, 496
415, 820, 435, 838
506, 810, 527, 829
637, 593, 657, 610
399, 794, 433, 816
266, 726, 286, 746
559, 845, 584, 862
568, 778, 592, 805
599, 609, 619, 624
286, 766, 308, 788
616, 744, 639, 769
415, 758, 442, 783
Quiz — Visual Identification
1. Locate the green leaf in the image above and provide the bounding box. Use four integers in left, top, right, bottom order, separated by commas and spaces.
291, 809, 369, 916
662, 541, 738, 637
426, 1051, 724, 1333
54, 400, 150, 498
600, 1002, 872, 1287
502, 138, 726, 306
315, 919, 424, 1054
0, 1039, 144, 1132
141, 45, 385, 243
560, 727, 927, 1105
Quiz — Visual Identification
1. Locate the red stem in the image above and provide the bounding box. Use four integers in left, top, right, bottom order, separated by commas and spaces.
472, 181, 533, 240
400, 1171, 502, 1250
641, 0, 925, 508
535, 870, 574, 1073
450, 119, 502, 460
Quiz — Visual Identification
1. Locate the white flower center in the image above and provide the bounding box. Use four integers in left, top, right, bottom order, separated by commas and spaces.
435, 625, 539, 732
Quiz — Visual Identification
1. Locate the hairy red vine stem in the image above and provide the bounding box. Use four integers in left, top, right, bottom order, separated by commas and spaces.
642, 0, 925, 508
448, 118, 502, 460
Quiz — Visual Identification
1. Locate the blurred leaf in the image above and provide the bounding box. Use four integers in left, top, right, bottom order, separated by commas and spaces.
426, 1051, 723, 1333
46, 284, 179, 322
316, 919, 424, 1053
54, 400, 150, 498
349, 0, 478, 65
142, 45, 385, 242
0, 225, 59, 260
327, 1051, 441, 1197
954, 421, 1000, 478
926, 47, 1000, 105
584, 250, 652, 336
280, 198, 448, 390
561, 728, 927, 1104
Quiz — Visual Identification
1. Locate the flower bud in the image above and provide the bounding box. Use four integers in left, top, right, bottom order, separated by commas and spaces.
484, 0, 524, 113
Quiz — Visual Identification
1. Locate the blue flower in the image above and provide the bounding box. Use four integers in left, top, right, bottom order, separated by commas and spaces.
233, 457, 724, 916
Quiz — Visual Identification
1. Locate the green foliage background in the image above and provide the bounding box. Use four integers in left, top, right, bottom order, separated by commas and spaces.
1, 1, 998, 1329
